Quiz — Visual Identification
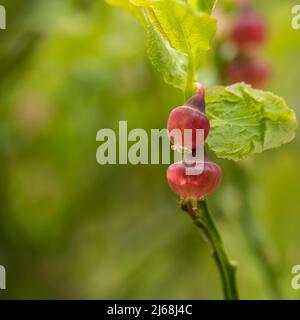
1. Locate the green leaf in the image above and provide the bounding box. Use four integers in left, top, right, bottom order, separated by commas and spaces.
131, 0, 216, 60
107, 0, 216, 93
206, 83, 298, 161
197, 0, 217, 13
105, 0, 145, 23
147, 25, 188, 90
187, 0, 217, 13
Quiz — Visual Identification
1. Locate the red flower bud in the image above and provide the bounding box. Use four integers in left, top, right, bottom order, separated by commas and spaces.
166, 161, 222, 200
231, 9, 266, 49
167, 106, 210, 150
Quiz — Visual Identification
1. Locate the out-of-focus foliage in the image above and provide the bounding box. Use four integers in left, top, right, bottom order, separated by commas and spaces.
0, 0, 299, 299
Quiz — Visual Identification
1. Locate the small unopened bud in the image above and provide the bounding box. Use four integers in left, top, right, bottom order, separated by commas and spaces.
186, 83, 206, 112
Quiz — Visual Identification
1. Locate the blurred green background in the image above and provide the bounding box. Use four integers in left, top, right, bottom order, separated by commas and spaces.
0, 0, 299, 299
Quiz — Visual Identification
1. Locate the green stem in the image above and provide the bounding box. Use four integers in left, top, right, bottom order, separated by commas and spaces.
184, 60, 195, 101
182, 199, 239, 300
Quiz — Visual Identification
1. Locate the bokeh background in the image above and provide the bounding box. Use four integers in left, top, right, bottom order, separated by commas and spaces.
0, 0, 299, 299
